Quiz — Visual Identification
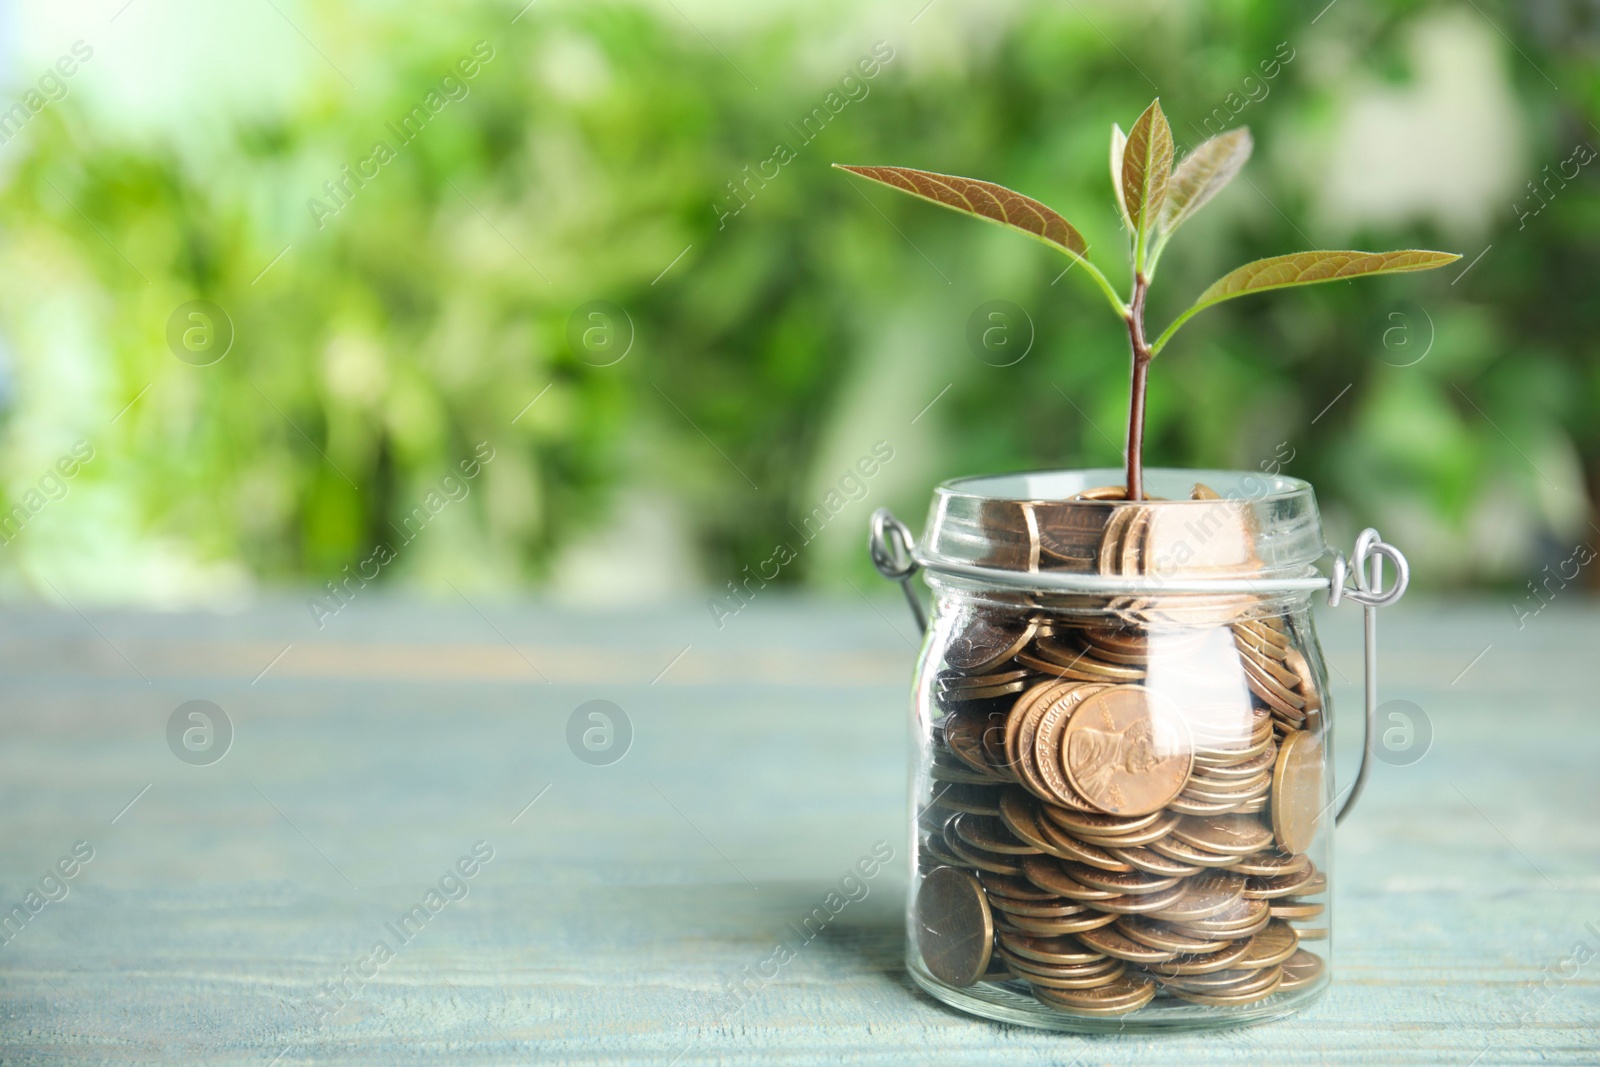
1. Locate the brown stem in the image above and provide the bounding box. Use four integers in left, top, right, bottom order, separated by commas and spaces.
1124, 272, 1152, 501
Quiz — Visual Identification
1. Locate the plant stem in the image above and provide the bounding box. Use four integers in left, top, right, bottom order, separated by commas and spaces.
1124, 272, 1152, 501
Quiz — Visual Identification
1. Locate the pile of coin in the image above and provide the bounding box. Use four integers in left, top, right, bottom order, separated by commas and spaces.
913, 493, 1330, 1016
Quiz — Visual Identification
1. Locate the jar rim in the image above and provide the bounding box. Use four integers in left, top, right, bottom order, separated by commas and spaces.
919, 467, 1327, 585
934, 467, 1312, 507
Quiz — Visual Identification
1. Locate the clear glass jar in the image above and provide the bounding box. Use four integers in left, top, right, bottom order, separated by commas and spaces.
904, 469, 1334, 1032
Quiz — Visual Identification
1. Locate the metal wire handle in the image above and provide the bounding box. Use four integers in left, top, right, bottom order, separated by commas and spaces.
866, 511, 1411, 824
1328, 528, 1410, 825
868, 508, 926, 634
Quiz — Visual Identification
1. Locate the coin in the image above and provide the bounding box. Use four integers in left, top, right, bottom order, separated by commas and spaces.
1064, 864, 1180, 897
942, 711, 1004, 778
944, 829, 1024, 876
1170, 814, 1275, 856
1031, 685, 1110, 810
930, 755, 995, 785
1148, 835, 1242, 869
1034, 973, 1158, 1015
1270, 730, 1323, 855
1277, 948, 1326, 990
1242, 864, 1317, 899
977, 870, 1059, 901
995, 932, 1106, 967
915, 867, 994, 987
997, 789, 1067, 856
1077, 881, 1188, 915
996, 910, 1119, 936
1075, 925, 1179, 964
1268, 900, 1325, 920
991, 896, 1090, 919
1229, 850, 1310, 877
946, 614, 1038, 674
1039, 805, 1163, 837
940, 667, 1033, 691
1114, 915, 1232, 954
1145, 871, 1247, 924
1168, 966, 1283, 1006
1109, 845, 1203, 878
1236, 920, 1299, 970
952, 812, 1043, 856
924, 781, 1002, 816
1062, 685, 1193, 816
920, 834, 969, 870
1036, 819, 1137, 872
1007, 959, 1128, 990
1020, 854, 1119, 901
1145, 937, 1254, 976
1183, 896, 1272, 937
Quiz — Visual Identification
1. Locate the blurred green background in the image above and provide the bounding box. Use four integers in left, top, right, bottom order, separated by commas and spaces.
0, 0, 1595, 606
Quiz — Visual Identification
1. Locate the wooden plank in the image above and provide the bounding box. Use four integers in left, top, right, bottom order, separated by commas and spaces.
0, 599, 1596, 1064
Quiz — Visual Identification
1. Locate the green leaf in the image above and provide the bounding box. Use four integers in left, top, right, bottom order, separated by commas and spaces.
1110, 123, 1131, 233
833, 164, 1088, 256
1156, 127, 1252, 243
1151, 249, 1463, 354
1120, 99, 1173, 272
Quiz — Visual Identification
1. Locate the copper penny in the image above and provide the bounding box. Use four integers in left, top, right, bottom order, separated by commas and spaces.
1077, 882, 1188, 915
1145, 870, 1246, 923
1168, 967, 1283, 1005
1237, 920, 1299, 970
1114, 915, 1232, 954
996, 910, 1118, 936
1145, 937, 1255, 976
945, 614, 1037, 674
1062, 685, 1193, 816
1007, 959, 1128, 990
1242, 864, 1317, 900
1064, 864, 1179, 897
1109, 845, 1202, 878
977, 870, 1058, 902
1270, 730, 1324, 855
915, 866, 993, 987
1032, 972, 1156, 1015
1036, 819, 1136, 872
1170, 814, 1275, 856
1277, 948, 1326, 990
1075, 924, 1178, 964
994, 932, 1105, 967
1020, 854, 1119, 901
1030, 685, 1109, 810
1229, 850, 1310, 877
952, 812, 1041, 856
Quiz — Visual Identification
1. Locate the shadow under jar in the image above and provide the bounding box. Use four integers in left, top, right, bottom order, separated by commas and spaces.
907, 469, 1334, 1032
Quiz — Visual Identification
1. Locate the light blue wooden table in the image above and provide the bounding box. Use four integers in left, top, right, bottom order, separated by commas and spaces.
0, 596, 1595, 1064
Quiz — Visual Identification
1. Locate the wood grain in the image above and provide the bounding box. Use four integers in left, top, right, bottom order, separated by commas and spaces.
0, 598, 1595, 1064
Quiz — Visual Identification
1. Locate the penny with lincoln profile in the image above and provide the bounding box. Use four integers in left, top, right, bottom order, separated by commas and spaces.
1062, 685, 1193, 816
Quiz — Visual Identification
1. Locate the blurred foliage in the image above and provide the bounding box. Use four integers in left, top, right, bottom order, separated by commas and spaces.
0, 0, 1596, 600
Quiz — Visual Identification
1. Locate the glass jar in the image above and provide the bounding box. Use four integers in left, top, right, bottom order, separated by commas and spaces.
890, 468, 1358, 1032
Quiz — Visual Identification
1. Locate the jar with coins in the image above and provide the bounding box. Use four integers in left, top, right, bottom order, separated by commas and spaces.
869, 468, 1409, 1031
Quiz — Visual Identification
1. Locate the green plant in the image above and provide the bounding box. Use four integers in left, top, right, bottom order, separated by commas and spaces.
838, 99, 1461, 500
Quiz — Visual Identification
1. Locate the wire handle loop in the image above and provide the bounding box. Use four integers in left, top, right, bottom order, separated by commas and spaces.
1329, 527, 1410, 825
869, 508, 927, 634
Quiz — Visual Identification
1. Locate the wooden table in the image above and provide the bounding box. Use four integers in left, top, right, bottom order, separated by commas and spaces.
1, 597, 1595, 1064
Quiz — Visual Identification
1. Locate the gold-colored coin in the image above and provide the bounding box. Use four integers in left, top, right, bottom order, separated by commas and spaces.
1146, 871, 1247, 923
1062, 685, 1193, 816
1270, 730, 1324, 856
1236, 919, 1299, 970
1170, 814, 1275, 856
1075, 924, 1179, 963
1291, 925, 1329, 941
1166, 793, 1250, 816
915, 866, 994, 987
1277, 948, 1326, 990
1033, 972, 1157, 1015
